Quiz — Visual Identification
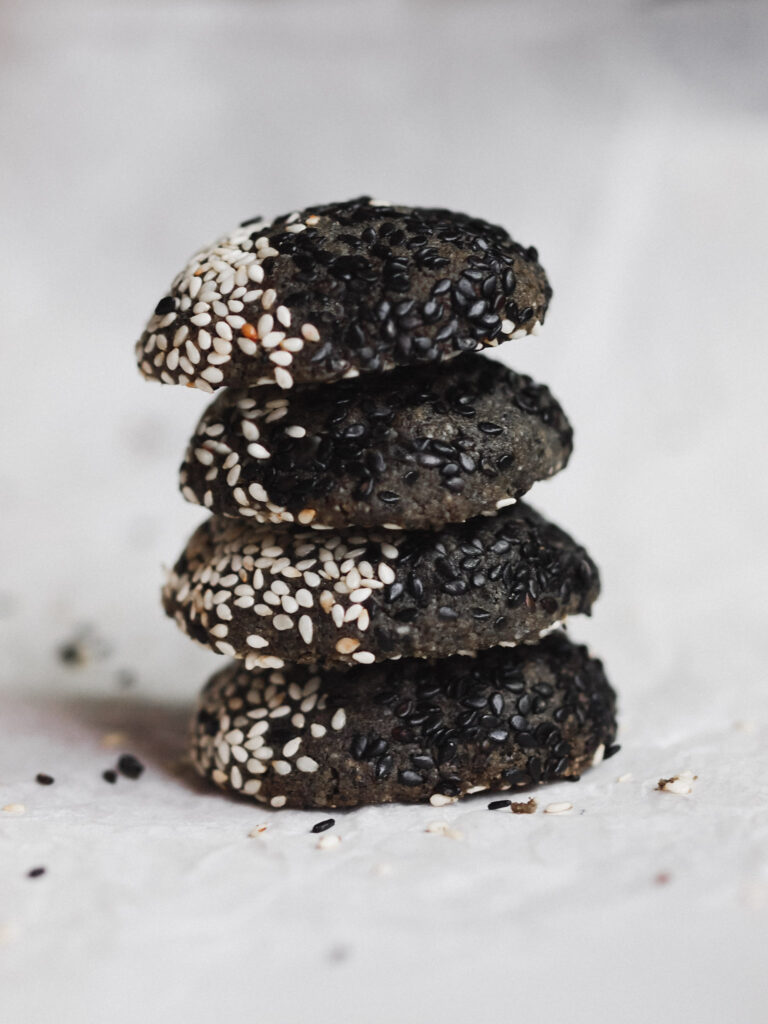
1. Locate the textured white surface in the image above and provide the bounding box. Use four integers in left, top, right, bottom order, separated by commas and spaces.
1, 1, 768, 1021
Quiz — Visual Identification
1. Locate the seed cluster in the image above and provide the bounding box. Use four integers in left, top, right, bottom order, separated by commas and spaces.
137, 200, 613, 809
162, 502, 599, 668
190, 634, 618, 809
136, 198, 551, 392
180, 353, 573, 529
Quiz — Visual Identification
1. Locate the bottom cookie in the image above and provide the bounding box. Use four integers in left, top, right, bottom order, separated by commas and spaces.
190, 633, 617, 809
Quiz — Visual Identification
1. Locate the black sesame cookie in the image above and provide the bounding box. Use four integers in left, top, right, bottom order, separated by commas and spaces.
180, 354, 573, 529
190, 632, 617, 809
136, 198, 551, 393
163, 502, 599, 668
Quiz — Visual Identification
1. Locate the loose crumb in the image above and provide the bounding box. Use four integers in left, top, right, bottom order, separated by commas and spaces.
117, 754, 145, 780
316, 833, 341, 850
2, 804, 25, 814
101, 731, 128, 749
617, 773, 633, 783
35, 773, 54, 786
425, 821, 464, 839
248, 824, 268, 837
510, 798, 537, 814
657, 771, 697, 795
102, 770, 118, 784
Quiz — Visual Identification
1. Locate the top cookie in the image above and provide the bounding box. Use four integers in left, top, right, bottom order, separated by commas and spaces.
136, 198, 552, 392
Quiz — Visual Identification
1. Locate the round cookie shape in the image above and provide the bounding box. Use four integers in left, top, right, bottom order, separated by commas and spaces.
136, 197, 551, 392
163, 502, 599, 668
190, 633, 617, 809
180, 354, 573, 529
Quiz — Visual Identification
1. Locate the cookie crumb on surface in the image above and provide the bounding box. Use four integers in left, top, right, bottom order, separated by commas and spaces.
657, 771, 697, 795
117, 754, 145, 780
2, 804, 25, 814
316, 833, 341, 850
510, 798, 537, 814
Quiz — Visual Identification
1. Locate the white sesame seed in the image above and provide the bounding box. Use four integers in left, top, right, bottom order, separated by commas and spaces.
272, 614, 294, 631
378, 563, 396, 584
201, 366, 224, 384
273, 760, 292, 775
262, 288, 277, 309
352, 651, 375, 664
270, 795, 287, 808
298, 615, 314, 645
310, 723, 326, 738
246, 634, 268, 648
429, 794, 456, 807
247, 443, 271, 460
285, 425, 307, 439
544, 802, 573, 815
297, 756, 319, 773
269, 349, 293, 367
237, 336, 257, 355
274, 367, 293, 389
283, 737, 301, 758
331, 708, 347, 731
301, 323, 320, 342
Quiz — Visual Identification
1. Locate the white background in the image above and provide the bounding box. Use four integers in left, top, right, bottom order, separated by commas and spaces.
1, 1, 767, 1021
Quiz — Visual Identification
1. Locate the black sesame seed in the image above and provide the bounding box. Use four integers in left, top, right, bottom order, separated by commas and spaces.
27, 867, 46, 879
311, 818, 335, 834
153, 295, 175, 316
35, 773, 54, 786
102, 769, 118, 784
488, 799, 511, 810
398, 770, 424, 787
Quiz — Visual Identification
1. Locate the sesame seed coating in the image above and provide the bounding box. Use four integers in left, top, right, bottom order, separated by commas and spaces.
180, 353, 572, 529
189, 633, 617, 809
136, 198, 551, 392
162, 502, 599, 667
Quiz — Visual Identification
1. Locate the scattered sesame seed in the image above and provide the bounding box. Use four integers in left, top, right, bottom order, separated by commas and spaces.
544, 802, 573, 814
311, 818, 335, 834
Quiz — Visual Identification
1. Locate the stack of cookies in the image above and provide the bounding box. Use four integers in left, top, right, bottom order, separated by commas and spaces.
136, 198, 617, 809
